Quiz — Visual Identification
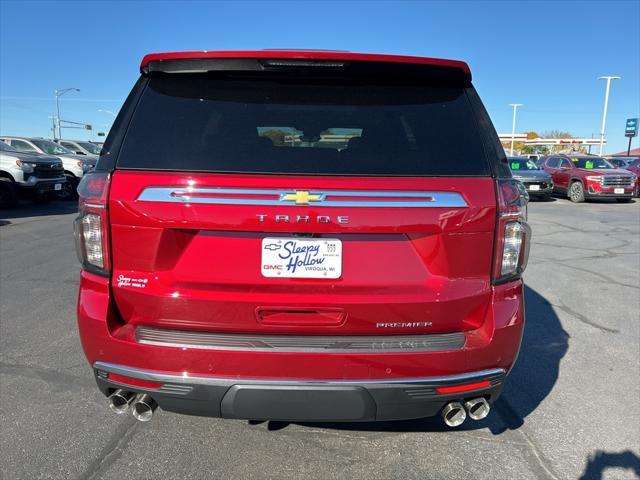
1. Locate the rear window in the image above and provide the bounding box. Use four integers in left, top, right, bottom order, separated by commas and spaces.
117, 76, 490, 176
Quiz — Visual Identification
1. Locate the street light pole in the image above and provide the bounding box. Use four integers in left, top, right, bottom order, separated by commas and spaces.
54, 88, 80, 139
597, 76, 620, 156
509, 104, 523, 156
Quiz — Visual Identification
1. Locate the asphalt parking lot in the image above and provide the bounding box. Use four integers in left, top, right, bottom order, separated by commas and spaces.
1, 197, 639, 480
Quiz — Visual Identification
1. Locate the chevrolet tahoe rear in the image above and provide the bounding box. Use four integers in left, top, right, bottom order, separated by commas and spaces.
75, 50, 531, 426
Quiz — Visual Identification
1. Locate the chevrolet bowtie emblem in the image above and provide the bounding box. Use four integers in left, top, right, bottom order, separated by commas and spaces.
281, 190, 323, 205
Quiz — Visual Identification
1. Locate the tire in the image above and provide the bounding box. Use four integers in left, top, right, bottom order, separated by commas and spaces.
0, 177, 18, 208
616, 198, 632, 203
569, 181, 585, 203
56, 174, 78, 200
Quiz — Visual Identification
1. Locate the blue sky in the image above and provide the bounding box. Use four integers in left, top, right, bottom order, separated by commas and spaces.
1, 0, 638, 153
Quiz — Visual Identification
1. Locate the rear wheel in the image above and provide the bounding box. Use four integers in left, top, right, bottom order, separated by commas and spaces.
0, 177, 18, 208
569, 181, 585, 203
57, 174, 78, 200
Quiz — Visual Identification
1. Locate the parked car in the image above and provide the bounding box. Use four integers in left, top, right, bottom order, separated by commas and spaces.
538, 154, 637, 203
522, 154, 543, 163
622, 158, 640, 196
0, 136, 96, 199
606, 157, 634, 169
75, 50, 531, 427
0, 141, 65, 206
56, 139, 102, 156
508, 156, 553, 200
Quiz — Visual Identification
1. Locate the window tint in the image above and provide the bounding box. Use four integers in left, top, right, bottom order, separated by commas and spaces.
10, 139, 38, 152
546, 158, 559, 168
117, 77, 490, 176
32, 139, 73, 155
78, 142, 101, 154
559, 159, 572, 169
0, 141, 18, 152
570, 157, 612, 169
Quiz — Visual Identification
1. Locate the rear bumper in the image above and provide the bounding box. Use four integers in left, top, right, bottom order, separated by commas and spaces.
94, 362, 505, 421
78, 271, 525, 421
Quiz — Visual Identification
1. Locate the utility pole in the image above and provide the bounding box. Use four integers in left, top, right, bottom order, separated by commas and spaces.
509, 104, 523, 156
54, 87, 80, 139
597, 76, 620, 155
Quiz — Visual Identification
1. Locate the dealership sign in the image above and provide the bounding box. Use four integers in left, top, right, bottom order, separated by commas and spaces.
625, 118, 638, 138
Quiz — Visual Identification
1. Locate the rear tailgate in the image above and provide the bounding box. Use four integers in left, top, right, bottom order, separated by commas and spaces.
109, 172, 496, 335
107, 61, 498, 337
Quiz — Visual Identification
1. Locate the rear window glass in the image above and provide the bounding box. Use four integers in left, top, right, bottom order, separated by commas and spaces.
117, 77, 490, 176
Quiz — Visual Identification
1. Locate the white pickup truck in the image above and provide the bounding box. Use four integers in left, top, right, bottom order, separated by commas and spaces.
0, 141, 66, 207
0, 136, 97, 200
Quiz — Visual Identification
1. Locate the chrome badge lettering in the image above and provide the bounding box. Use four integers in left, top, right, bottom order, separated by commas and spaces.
256, 214, 350, 224
376, 322, 433, 329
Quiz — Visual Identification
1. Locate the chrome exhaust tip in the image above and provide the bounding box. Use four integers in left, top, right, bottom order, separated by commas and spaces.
108, 389, 135, 415
131, 394, 158, 422
441, 401, 467, 427
465, 397, 490, 421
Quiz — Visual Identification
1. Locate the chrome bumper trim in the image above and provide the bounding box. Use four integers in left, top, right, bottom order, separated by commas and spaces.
135, 326, 466, 353
94, 361, 505, 387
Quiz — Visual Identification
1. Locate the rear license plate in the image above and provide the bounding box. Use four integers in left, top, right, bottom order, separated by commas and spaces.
529, 185, 540, 191
261, 238, 342, 279
54, 183, 62, 191
614, 188, 624, 194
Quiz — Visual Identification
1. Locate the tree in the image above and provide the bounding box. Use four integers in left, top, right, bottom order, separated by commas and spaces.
541, 130, 585, 153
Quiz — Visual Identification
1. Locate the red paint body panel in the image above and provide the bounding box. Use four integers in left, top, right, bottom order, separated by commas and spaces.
107, 172, 497, 336
78, 270, 524, 380
140, 50, 471, 77
77, 171, 525, 380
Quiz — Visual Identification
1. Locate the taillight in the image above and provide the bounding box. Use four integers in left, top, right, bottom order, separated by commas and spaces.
74, 172, 111, 276
492, 179, 532, 284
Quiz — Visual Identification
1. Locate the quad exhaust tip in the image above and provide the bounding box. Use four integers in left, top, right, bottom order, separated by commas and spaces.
464, 397, 491, 421
441, 401, 467, 427
131, 393, 158, 422
108, 389, 135, 415
442, 397, 491, 427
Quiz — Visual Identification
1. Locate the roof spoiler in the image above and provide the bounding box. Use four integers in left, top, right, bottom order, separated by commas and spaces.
140, 50, 472, 83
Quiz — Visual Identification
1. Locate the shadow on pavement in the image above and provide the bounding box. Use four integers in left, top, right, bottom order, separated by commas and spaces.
0, 200, 77, 223
255, 285, 568, 434
579, 450, 640, 480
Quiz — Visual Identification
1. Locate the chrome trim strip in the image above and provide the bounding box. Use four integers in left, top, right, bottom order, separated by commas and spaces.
83, 202, 105, 209
136, 326, 466, 353
94, 362, 505, 387
137, 187, 468, 208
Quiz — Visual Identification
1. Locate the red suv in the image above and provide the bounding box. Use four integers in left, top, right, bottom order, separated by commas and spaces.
75, 50, 531, 427
622, 158, 640, 196
539, 154, 637, 203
